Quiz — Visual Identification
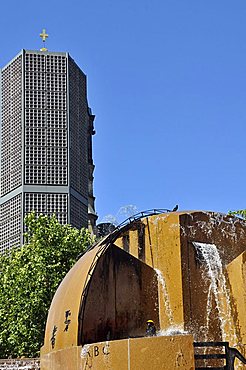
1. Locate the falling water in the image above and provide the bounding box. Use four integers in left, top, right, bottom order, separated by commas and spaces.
154, 268, 174, 327
193, 242, 237, 345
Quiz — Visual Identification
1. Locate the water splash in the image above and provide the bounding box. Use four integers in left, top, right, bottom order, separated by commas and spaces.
193, 242, 237, 345
100, 205, 139, 226
155, 268, 174, 327
100, 214, 118, 226
116, 205, 138, 219
157, 325, 187, 337
180, 211, 246, 245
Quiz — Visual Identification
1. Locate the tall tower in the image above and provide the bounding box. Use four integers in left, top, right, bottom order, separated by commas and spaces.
0, 48, 97, 252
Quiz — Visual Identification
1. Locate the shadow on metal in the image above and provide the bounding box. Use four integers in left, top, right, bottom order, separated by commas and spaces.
194, 342, 246, 370
87, 209, 171, 254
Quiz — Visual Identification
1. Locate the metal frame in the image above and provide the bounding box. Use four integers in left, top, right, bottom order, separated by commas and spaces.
194, 341, 246, 370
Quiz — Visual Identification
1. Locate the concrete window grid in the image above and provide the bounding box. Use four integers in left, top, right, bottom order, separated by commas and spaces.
25, 193, 46, 213
47, 166, 67, 184
11, 103, 22, 117
0, 194, 22, 253
25, 126, 46, 146
25, 90, 46, 109
24, 193, 68, 225
56, 213, 67, 224
46, 73, 66, 91
25, 146, 46, 165
0, 235, 20, 254
25, 54, 45, 73
46, 128, 67, 147
47, 147, 67, 164
24, 52, 68, 186
70, 195, 88, 229
25, 165, 46, 184
47, 110, 67, 128
69, 61, 88, 197
10, 170, 21, 188
0, 51, 93, 249
47, 91, 67, 110
26, 109, 46, 127
1, 55, 22, 196
46, 55, 66, 74
25, 72, 46, 90
43, 212, 68, 225
47, 193, 67, 213
25, 162, 67, 185
0, 195, 21, 219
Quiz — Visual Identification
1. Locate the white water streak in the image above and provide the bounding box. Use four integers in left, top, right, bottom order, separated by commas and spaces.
193, 242, 237, 345
205, 284, 213, 341
157, 326, 187, 337
155, 268, 174, 326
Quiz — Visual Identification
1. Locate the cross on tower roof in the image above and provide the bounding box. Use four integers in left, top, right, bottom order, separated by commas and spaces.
39, 28, 48, 51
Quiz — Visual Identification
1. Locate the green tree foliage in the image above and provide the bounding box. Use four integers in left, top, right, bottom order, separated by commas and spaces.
229, 210, 246, 219
0, 212, 92, 358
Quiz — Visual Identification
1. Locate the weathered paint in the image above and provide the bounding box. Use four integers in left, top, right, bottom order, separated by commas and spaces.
115, 213, 184, 330
113, 211, 246, 344
41, 243, 159, 356
80, 245, 159, 344
41, 211, 246, 369
145, 213, 184, 329
227, 251, 246, 347
179, 212, 246, 343
41, 335, 195, 370
42, 245, 106, 353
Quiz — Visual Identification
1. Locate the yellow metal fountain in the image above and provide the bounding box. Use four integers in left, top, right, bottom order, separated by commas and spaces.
40, 210, 246, 369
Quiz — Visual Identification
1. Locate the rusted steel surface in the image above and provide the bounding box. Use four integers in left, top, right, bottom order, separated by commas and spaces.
42, 244, 106, 353
41, 210, 246, 369
80, 244, 159, 345
179, 212, 246, 342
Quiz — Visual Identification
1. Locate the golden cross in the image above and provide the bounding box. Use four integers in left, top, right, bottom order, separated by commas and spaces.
39, 28, 48, 51
40, 28, 48, 42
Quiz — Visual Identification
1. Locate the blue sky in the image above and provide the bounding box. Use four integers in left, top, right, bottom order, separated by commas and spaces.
0, 0, 245, 223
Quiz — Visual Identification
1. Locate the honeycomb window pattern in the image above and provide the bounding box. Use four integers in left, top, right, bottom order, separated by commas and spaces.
0, 194, 22, 253
1, 55, 22, 196
46, 73, 66, 91
47, 167, 67, 185
70, 195, 88, 229
47, 110, 67, 128
25, 193, 46, 214
25, 165, 46, 184
25, 54, 45, 73
1, 51, 93, 251
46, 55, 66, 74
24, 193, 68, 225
46, 128, 67, 147
47, 147, 67, 166
25, 72, 45, 91
25, 90, 46, 110
47, 91, 67, 110
25, 127, 46, 146
68, 57, 88, 198
26, 110, 46, 127
24, 52, 68, 186
25, 146, 46, 166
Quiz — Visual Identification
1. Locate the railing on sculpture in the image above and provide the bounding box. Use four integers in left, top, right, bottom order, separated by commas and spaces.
194, 342, 246, 370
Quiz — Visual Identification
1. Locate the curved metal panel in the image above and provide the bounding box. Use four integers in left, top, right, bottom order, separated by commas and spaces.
42, 244, 107, 354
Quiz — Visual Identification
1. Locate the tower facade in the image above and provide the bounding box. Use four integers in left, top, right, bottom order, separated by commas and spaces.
0, 49, 97, 252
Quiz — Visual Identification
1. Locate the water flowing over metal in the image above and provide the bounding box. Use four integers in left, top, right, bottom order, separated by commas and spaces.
155, 268, 174, 327
193, 242, 237, 345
